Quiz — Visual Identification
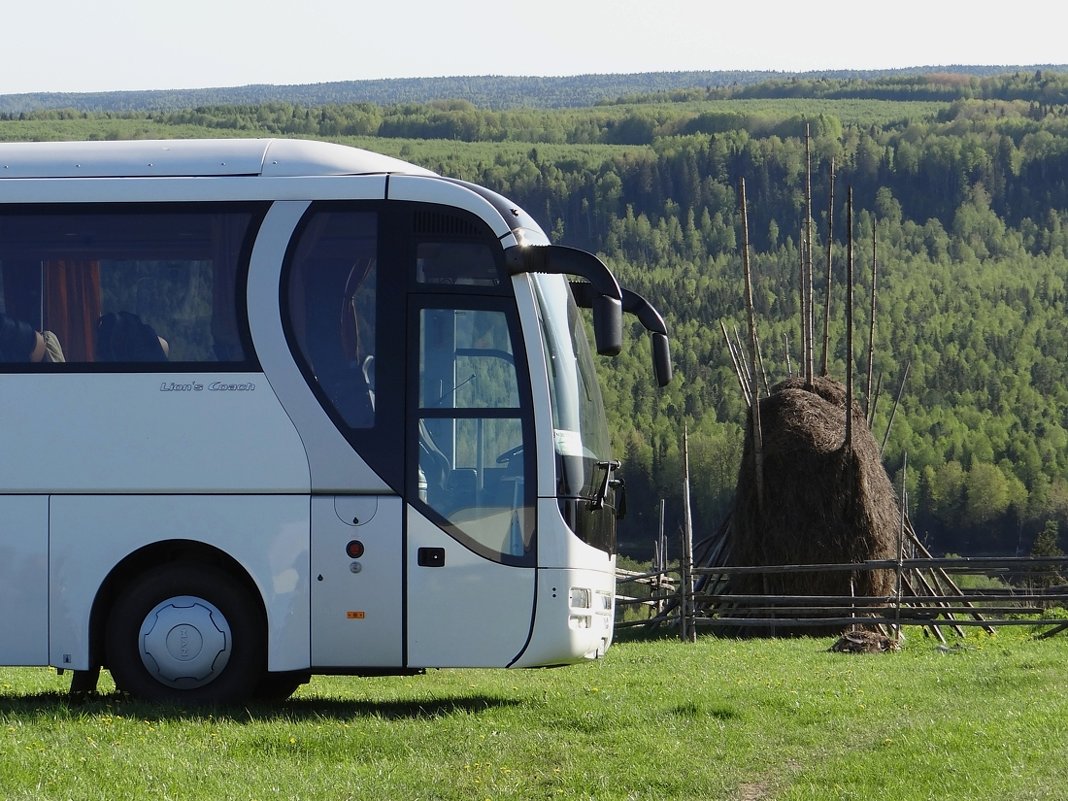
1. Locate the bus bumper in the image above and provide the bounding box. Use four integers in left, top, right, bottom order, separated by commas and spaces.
509, 566, 614, 668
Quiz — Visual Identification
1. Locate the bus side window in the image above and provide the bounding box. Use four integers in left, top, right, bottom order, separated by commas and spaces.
285, 209, 378, 429
0, 207, 259, 366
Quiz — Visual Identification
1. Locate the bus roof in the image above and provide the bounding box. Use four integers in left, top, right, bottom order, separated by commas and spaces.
0, 138, 437, 180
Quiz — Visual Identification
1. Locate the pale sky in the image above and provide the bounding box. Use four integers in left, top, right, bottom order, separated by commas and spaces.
2, 0, 1062, 95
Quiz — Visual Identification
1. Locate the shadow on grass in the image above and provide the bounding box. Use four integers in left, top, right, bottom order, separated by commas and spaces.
0, 691, 520, 722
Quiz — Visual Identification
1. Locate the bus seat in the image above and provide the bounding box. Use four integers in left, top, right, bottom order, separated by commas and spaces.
96, 312, 169, 362
418, 419, 450, 498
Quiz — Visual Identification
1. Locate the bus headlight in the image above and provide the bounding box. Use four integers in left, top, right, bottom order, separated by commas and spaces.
569, 587, 591, 609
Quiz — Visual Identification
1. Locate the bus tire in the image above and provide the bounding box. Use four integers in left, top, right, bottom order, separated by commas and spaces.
105, 561, 264, 705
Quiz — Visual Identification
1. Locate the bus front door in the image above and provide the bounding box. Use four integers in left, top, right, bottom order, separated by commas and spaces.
404, 302, 537, 668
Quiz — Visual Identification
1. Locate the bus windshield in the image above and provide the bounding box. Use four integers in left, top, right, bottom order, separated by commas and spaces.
532, 274, 616, 553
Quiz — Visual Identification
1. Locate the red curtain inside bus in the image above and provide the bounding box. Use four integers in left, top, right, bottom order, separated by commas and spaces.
43, 260, 102, 362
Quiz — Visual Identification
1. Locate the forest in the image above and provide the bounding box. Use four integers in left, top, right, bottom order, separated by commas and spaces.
3, 69, 1068, 558
1, 65, 1054, 114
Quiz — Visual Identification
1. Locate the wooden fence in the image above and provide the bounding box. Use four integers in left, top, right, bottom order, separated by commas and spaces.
616, 555, 1068, 641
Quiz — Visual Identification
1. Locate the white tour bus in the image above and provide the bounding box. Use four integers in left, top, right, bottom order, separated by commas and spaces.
0, 138, 670, 704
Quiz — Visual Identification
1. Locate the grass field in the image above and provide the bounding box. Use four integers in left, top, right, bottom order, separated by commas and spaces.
0, 629, 1066, 800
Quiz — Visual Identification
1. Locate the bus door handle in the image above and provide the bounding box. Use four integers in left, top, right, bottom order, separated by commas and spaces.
418, 547, 445, 567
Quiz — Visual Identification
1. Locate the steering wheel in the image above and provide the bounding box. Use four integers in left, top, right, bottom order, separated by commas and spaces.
495, 444, 524, 464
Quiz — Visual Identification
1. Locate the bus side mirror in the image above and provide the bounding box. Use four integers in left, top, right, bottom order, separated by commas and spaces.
505, 245, 623, 357
568, 281, 672, 383
592, 294, 623, 357
619, 288, 673, 387
651, 332, 672, 387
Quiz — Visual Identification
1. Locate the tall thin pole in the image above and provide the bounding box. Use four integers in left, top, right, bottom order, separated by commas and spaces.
845, 187, 854, 454
755, 335, 771, 395
804, 124, 814, 386
821, 158, 835, 376
721, 321, 752, 406
865, 222, 879, 419
733, 325, 755, 398
740, 178, 765, 512
894, 453, 908, 645
868, 371, 883, 430
882, 361, 911, 455
680, 427, 696, 643
656, 498, 666, 614
658, 498, 666, 570
799, 242, 807, 381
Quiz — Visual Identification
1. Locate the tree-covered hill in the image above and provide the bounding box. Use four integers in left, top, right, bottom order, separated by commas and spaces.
3, 71, 1068, 559
0, 72, 791, 114
2, 65, 1065, 113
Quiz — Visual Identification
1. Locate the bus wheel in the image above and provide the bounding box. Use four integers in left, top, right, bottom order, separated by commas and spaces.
105, 562, 264, 705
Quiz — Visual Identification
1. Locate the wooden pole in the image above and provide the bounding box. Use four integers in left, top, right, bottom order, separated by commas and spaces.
804, 124, 814, 387
845, 187, 854, 454
656, 498, 666, 615
739, 178, 765, 512
653, 501, 662, 572
881, 361, 911, 455
800, 239, 810, 387
865, 222, 879, 419
868, 371, 883, 430
733, 324, 755, 399
755, 334, 771, 396
680, 427, 696, 642
799, 221, 807, 386
721, 321, 752, 406
821, 158, 835, 376
894, 453, 908, 645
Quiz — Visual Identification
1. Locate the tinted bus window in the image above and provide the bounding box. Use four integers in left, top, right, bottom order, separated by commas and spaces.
0, 205, 263, 366
285, 208, 378, 429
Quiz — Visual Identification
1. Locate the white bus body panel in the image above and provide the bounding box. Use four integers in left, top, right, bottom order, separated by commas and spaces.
510, 500, 616, 668
405, 508, 535, 668
49, 494, 311, 672
247, 199, 392, 494
310, 495, 403, 667
510, 567, 614, 668
0, 373, 308, 493
0, 138, 437, 181
0, 496, 49, 664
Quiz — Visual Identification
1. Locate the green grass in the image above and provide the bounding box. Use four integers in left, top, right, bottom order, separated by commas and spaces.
1, 630, 1066, 800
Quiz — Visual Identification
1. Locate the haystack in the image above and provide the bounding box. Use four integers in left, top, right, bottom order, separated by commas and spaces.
728, 375, 900, 616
